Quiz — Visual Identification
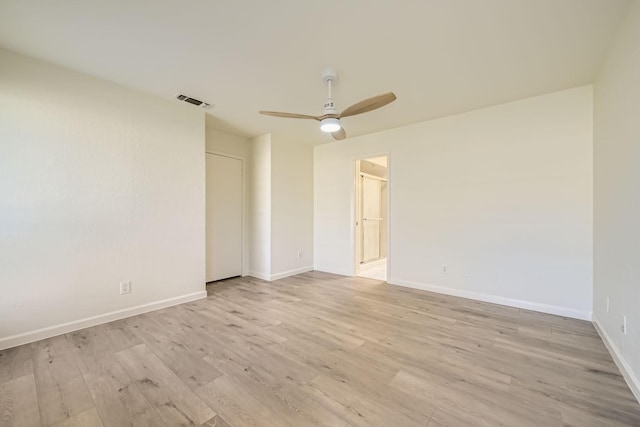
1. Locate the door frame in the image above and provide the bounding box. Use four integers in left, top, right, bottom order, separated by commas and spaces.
352, 153, 391, 279
205, 151, 247, 278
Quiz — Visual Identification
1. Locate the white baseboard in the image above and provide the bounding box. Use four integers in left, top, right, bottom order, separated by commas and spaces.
249, 266, 314, 282
248, 270, 271, 281
0, 290, 207, 351
387, 277, 592, 321
313, 266, 354, 277
270, 266, 313, 281
593, 316, 640, 404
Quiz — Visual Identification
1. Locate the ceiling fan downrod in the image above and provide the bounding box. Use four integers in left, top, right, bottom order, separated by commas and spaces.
320, 69, 341, 132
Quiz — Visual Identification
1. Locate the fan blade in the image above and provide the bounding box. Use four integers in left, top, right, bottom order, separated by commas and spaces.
259, 110, 320, 120
331, 128, 347, 141
339, 92, 396, 118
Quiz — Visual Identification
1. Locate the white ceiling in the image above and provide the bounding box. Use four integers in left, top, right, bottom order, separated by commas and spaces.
0, 0, 630, 144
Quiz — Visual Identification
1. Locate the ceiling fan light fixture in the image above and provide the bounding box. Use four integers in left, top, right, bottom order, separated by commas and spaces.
320, 118, 341, 133
259, 68, 395, 141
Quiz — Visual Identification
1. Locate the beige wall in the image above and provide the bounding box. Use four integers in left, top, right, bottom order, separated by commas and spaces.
315, 86, 593, 319
206, 126, 251, 160
593, 0, 640, 401
270, 135, 314, 279
246, 133, 314, 281
0, 48, 206, 349
249, 134, 271, 279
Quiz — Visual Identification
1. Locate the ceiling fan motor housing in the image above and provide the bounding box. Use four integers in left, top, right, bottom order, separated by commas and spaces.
323, 100, 337, 115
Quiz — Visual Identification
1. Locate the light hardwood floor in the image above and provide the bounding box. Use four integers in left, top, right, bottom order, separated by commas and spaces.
1, 271, 639, 426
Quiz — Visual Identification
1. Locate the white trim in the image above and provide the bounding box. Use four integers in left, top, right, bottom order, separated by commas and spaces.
387, 277, 592, 321
204, 151, 244, 161
593, 316, 640, 404
313, 266, 353, 277
249, 265, 313, 282
0, 291, 207, 351
270, 266, 314, 281
248, 266, 314, 282
248, 270, 271, 281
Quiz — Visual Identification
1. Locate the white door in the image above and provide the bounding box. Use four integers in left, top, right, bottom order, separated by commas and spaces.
362, 176, 381, 263
206, 153, 242, 282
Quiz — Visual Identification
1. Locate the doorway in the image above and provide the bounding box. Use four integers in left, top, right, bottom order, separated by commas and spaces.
206, 152, 243, 282
355, 156, 388, 281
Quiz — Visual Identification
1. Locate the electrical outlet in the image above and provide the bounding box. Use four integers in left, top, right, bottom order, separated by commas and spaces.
622, 315, 627, 335
297, 251, 303, 259
442, 265, 447, 273
120, 281, 131, 295
606, 297, 610, 314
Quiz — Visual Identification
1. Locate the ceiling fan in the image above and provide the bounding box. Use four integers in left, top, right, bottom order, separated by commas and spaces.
259, 69, 396, 141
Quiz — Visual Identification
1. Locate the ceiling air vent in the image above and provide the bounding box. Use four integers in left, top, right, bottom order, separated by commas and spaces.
176, 94, 211, 108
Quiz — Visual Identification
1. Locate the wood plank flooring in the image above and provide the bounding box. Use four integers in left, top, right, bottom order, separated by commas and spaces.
1, 271, 639, 426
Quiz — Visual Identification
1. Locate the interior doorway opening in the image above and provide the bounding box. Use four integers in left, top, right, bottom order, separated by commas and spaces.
355, 156, 388, 281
